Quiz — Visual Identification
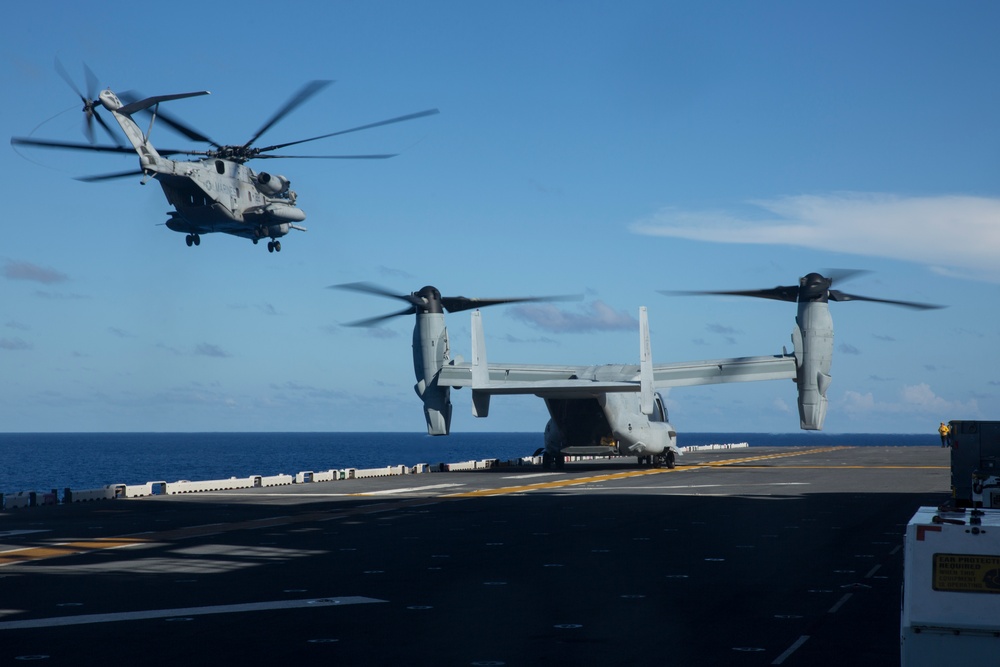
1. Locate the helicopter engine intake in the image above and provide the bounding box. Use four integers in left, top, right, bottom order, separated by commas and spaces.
256, 172, 291, 196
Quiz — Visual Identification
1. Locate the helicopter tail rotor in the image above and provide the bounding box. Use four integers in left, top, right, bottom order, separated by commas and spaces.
54, 58, 122, 147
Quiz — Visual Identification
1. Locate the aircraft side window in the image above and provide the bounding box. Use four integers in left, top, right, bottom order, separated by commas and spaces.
215, 160, 225, 175
655, 396, 667, 422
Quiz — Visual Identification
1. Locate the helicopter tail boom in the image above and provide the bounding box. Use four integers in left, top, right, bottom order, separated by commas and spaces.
98, 89, 209, 167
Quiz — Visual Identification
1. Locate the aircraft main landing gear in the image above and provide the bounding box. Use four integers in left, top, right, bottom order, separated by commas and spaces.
267, 240, 282, 253
184, 233, 201, 247
542, 452, 566, 470
638, 452, 675, 469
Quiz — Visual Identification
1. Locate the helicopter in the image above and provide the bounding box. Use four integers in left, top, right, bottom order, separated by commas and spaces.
11, 63, 439, 253
334, 273, 940, 468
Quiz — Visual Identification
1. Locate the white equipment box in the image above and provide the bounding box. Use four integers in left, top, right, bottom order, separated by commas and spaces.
901, 507, 1000, 666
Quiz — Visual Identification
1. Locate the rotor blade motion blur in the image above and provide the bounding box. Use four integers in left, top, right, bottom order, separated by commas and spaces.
332, 283, 582, 326
662, 271, 943, 309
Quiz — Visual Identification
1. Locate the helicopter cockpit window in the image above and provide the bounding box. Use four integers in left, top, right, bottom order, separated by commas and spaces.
215, 160, 225, 175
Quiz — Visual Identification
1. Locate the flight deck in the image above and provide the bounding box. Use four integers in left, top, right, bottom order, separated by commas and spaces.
0, 445, 949, 666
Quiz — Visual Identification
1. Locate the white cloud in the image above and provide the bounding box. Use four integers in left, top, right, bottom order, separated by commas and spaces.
194, 343, 231, 358
0, 337, 32, 351
842, 383, 978, 417
3, 259, 69, 284
508, 300, 638, 333
630, 193, 1000, 282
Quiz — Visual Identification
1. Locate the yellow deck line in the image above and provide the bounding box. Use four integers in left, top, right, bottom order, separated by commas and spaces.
0, 537, 150, 566
446, 446, 853, 498
2, 446, 890, 565
0, 500, 431, 567
734, 465, 948, 470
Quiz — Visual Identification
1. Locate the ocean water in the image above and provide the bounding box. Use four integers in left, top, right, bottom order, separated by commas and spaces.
0, 431, 937, 495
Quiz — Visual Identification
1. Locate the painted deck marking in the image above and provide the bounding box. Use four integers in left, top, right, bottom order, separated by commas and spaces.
350, 483, 465, 496
446, 447, 851, 498
0, 498, 434, 567
828, 593, 853, 613
0, 531, 50, 539
0, 596, 384, 630
772, 635, 810, 665
1, 447, 878, 565
0, 537, 150, 567
502, 472, 564, 480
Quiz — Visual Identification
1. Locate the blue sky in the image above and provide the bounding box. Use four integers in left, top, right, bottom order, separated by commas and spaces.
2, 1, 998, 435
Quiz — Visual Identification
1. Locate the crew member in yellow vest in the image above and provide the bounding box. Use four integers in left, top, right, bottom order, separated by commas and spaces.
938, 422, 951, 448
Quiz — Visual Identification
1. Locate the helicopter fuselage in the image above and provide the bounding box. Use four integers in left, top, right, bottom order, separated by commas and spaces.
99, 88, 306, 251
154, 158, 305, 244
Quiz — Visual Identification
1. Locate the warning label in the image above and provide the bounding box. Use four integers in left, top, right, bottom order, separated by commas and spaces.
933, 553, 1000, 593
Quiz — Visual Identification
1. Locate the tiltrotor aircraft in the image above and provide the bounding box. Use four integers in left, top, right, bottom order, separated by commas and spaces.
663, 270, 942, 431
11, 63, 438, 252
336, 272, 940, 469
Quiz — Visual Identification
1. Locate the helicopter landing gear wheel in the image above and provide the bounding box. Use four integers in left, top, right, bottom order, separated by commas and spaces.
267, 240, 282, 253
274, 241, 281, 252
252, 238, 259, 245
267, 241, 274, 253
185, 234, 193, 247
193, 234, 200, 246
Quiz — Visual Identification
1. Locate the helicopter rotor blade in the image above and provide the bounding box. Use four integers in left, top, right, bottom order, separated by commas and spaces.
242, 80, 334, 149
331, 282, 422, 306
441, 294, 582, 313
83, 62, 99, 100
332, 282, 583, 327
54, 57, 86, 102
75, 169, 147, 183
90, 108, 123, 146
331, 283, 422, 327
10, 136, 198, 157
342, 306, 420, 328
54, 58, 122, 146
662, 270, 944, 310
660, 286, 800, 303
10, 136, 136, 154
253, 153, 398, 160
53, 58, 93, 144
119, 90, 219, 147
822, 268, 871, 285
828, 290, 944, 310
257, 108, 440, 154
